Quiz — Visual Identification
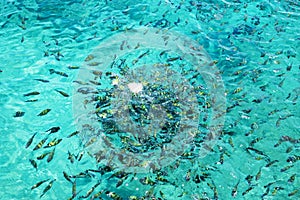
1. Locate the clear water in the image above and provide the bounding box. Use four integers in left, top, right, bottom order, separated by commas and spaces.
0, 0, 299, 199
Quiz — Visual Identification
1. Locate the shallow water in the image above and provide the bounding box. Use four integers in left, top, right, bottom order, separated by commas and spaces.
0, 0, 299, 199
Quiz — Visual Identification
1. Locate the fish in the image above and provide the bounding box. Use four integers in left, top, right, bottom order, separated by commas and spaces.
288, 174, 296, 183
33, 137, 48, 150
26, 132, 37, 148
23, 91, 40, 96
242, 186, 254, 196
68, 151, 74, 163
85, 54, 95, 62
55, 89, 69, 97
34, 79, 49, 83
63, 171, 72, 182
49, 69, 68, 77
40, 179, 56, 198
14, 111, 25, 117
232, 179, 240, 197
68, 66, 79, 69
249, 137, 262, 146
280, 165, 294, 172
255, 167, 262, 181
45, 127, 60, 134
67, 131, 79, 138
44, 138, 62, 148
47, 148, 55, 162
288, 189, 299, 197
25, 99, 38, 102
31, 179, 50, 190
29, 159, 38, 170
37, 109, 51, 116
80, 181, 101, 198
106, 191, 122, 200
37, 152, 51, 160
265, 160, 279, 167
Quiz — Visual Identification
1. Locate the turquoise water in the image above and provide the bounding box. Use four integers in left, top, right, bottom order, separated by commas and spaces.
0, 0, 299, 199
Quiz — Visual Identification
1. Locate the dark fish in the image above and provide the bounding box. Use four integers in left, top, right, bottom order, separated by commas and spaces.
25, 99, 38, 102
232, 180, 240, 197
280, 165, 294, 172
45, 126, 60, 134
26, 132, 37, 148
47, 148, 55, 162
29, 159, 37, 170
288, 189, 299, 197
63, 171, 72, 182
40, 179, 56, 198
288, 174, 296, 183
265, 160, 279, 167
23, 91, 40, 96
67, 131, 79, 138
242, 186, 254, 196
37, 109, 51, 116
34, 79, 49, 83
55, 89, 69, 97
33, 137, 48, 150
68, 151, 74, 163
31, 179, 50, 190
14, 111, 25, 117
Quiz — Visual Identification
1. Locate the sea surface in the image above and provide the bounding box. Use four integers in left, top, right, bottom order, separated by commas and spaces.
0, 0, 299, 199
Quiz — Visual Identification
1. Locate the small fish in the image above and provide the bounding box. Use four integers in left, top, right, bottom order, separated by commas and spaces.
232, 180, 240, 197
265, 160, 279, 167
271, 187, 284, 195
23, 91, 40, 96
26, 132, 37, 148
255, 167, 262, 181
228, 137, 234, 148
47, 148, 55, 162
80, 181, 101, 198
85, 54, 95, 62
68, 66, 79, 69
73, 80, 89, 85
40, 179, 56, 198
34, 79, 49, 83
288, 189, 299, 197
55, 89, 69, 97
71, 180, 77, 199
14, 111, 25, 117
25, 99, 38, 102
245, 175, 253, 185
37, 151, 51, 160
44, 138, 62, 148
261, 187, 270, 198
63, 171, 72, 182
33, 137, 48, 150
67, 131, 79, 138
31, 179, 50, 190
29, 159, 38, 170
288, 174, 296, 183
49, 69, 68, 77
280, 165, 294, 172
45, 126, 60, 134
167, 57, 181, 62
68, 151, 74, 163
242, 186, 254, 196
249, 137, 262, 146
106, 191, 122, 200
37, 109, 51, 116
